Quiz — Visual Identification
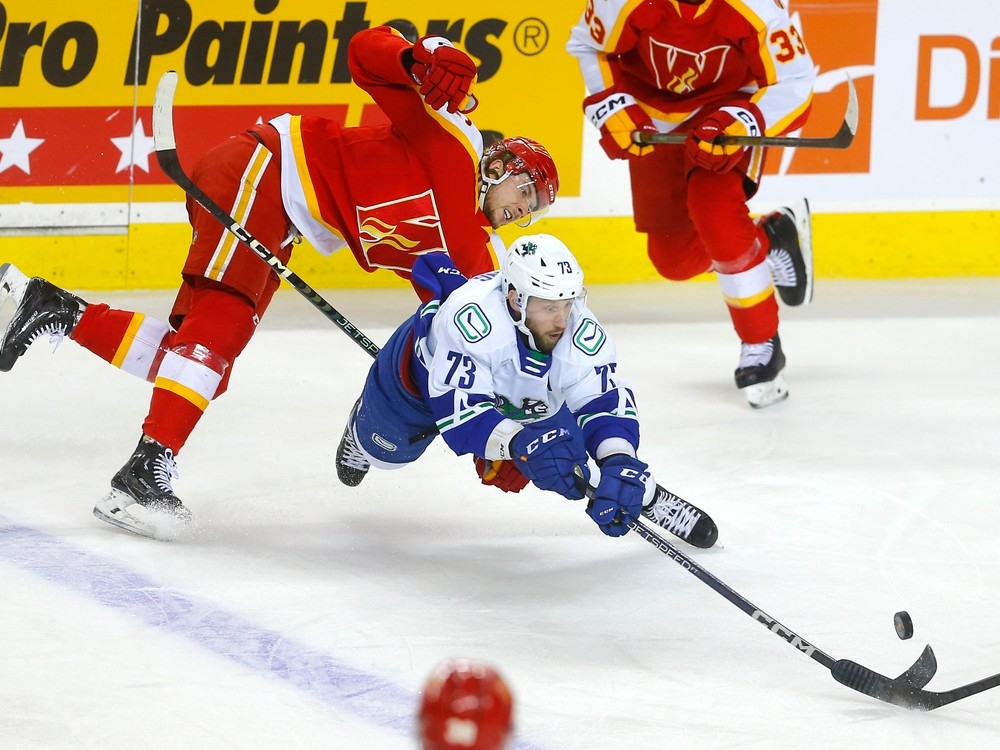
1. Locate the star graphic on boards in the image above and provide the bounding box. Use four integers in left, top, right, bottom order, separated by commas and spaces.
110, 118, 157, 173
0, 120, 45, 174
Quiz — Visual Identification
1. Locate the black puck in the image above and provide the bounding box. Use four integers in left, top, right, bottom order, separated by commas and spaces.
894, 610, 914, 640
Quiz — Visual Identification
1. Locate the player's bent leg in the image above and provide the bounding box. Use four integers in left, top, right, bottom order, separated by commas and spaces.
338, 321, 437, 487
70, 304, 174, 380
0, 264, 87, 372
338, 391, 437, 487
645, 230, 712, 281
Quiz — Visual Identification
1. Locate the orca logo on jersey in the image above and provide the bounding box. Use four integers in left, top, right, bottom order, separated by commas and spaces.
495, 396, 548, 420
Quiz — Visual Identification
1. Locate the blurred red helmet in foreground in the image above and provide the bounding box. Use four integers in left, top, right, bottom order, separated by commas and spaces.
418, 659, 514, 750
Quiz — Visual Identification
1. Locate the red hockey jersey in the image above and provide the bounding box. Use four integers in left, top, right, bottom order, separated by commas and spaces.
270, 26, 499, 289
567, 0, 815, 134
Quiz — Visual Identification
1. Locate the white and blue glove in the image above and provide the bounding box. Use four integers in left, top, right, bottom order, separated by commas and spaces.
587, 454, 650, 537
511, 423, 590, 500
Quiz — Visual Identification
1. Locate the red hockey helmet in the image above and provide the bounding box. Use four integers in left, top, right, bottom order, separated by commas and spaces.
418, 659, 514, 750
480, 136, 559, 227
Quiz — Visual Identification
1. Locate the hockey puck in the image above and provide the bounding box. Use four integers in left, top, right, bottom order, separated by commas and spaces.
894, 610, 914, 640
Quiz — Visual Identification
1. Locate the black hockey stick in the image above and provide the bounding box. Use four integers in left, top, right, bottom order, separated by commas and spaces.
575, 468, 1000, 711
151, 70, 380, 358
633, 75, 859, 150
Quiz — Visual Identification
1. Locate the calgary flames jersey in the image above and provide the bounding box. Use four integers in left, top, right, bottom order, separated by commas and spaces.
269, 26, 500, 291
567, 0, 815, 134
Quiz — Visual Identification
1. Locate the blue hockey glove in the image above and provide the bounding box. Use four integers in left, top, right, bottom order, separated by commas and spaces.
587, 454, 650, 537
510, 423, 590, 500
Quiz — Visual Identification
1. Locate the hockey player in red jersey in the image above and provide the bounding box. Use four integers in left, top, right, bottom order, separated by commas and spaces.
0, 26, 559, 541
567, 0, 816, 408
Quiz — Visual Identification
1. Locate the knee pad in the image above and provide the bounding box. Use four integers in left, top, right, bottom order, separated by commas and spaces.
647, 231, 712, 280
154, 343, 230, 412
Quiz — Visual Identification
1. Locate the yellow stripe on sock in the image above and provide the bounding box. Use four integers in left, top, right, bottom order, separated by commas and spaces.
111, 313, 145, 368
153, 376, 211, 412
722, 286, 775, 309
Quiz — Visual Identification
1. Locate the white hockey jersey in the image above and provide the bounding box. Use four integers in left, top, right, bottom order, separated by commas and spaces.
411, 272, 641, 462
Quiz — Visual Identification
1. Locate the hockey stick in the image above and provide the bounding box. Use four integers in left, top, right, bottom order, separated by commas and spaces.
633, 75, 859, 150
151, 70, 380, 358
574, 469, 1000, 710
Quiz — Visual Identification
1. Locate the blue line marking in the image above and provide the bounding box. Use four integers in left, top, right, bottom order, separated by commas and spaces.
0, 516, 548, 749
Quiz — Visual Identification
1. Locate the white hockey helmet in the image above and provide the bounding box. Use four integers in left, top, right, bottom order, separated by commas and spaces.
502, 234, 585, 312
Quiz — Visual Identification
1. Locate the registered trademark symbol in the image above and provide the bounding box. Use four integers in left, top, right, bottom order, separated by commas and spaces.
513, 18, 549, 56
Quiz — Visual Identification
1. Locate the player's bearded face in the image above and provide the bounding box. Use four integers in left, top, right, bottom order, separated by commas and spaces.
523, 297, 573, 353
483, 172, 539, 229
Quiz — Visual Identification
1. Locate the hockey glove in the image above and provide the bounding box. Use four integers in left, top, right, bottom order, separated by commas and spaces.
510, 423, 590, 500
583, 89, 657, 160
587, 454, 650, 537
410, 36, 478, 114
685, 104, 764, 174
474, 456, 530, 494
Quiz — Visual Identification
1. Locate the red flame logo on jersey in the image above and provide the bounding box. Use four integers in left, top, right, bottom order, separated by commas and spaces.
356, 190, 448, 272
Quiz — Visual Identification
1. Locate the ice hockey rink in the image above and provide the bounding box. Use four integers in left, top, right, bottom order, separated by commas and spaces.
2, 277, 998, 749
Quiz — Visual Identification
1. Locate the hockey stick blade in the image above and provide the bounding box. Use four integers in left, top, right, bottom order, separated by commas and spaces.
634, 75, 859, 150
573, 467, 1000, 711
151, 70, 380, 359
833, 648, 1000, 711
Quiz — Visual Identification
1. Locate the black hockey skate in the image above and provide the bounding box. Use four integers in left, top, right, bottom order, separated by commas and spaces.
761, 198, 813, 306
93, 435, 192, 541
735, 334, 788, 409
642, 485, 719, 548
0, 263, 86, 372
336, 400, 370, 487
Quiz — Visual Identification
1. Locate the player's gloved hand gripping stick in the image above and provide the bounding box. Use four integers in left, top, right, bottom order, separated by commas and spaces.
634, 75, 859, 151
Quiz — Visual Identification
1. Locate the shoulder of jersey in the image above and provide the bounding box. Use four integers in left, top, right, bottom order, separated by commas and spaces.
560, 305, 611, 359
732, 0, 792, 24
440, 277, 511, 349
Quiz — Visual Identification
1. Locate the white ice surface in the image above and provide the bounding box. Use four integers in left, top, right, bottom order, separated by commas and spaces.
2, 279, 999, 749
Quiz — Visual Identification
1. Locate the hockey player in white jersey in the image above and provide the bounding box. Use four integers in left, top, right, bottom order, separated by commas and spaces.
335, 234, 654, 537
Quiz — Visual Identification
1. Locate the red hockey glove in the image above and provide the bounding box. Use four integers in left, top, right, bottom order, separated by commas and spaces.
474, 456, 529, 493
583, 89, 657, 160
411, 35, 478, 114
685, 104, 764, 173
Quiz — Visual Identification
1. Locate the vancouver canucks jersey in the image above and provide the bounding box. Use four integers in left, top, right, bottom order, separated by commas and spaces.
412, 272, 640, 462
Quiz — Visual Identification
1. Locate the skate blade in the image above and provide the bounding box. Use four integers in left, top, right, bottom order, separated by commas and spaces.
93, 489, 192, 542
743, 374, 789, 409
793, 198, 813, 305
